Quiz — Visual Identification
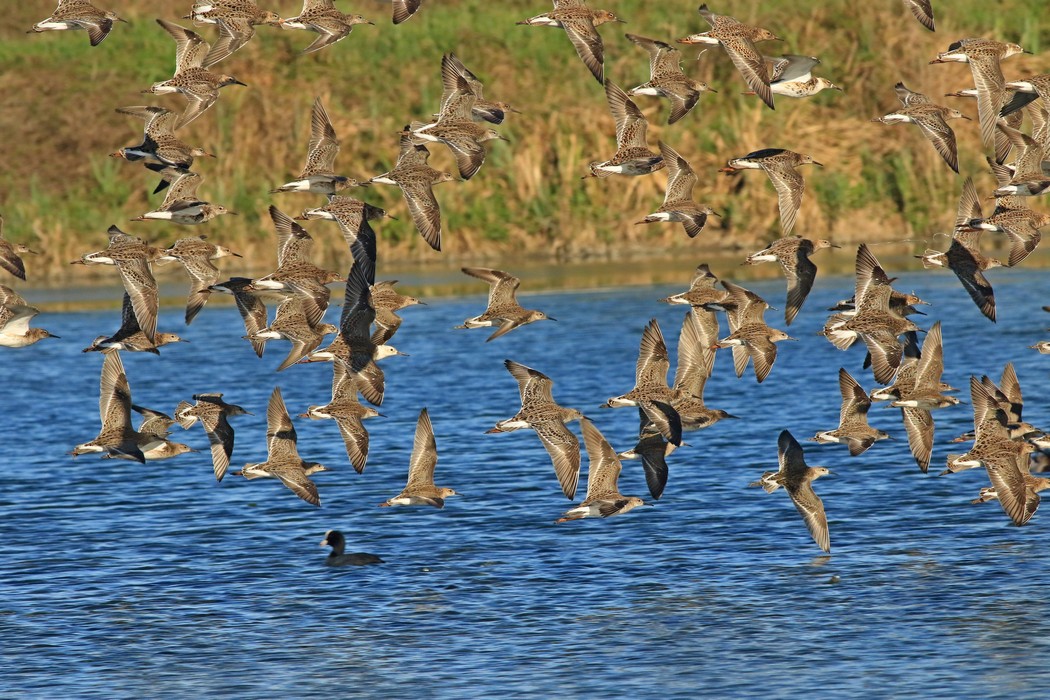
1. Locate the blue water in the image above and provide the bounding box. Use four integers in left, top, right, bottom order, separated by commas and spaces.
3, 264, 1050, 698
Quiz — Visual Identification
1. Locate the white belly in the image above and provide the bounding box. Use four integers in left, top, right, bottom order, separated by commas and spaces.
35, 21, 76, 31
680, 34, 719, 45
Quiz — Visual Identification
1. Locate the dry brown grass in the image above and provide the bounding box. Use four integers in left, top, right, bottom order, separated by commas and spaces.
0, 0, 1046, 284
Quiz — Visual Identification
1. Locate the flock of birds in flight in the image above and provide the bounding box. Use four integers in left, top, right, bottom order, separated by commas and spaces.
3, 0, 1050, 559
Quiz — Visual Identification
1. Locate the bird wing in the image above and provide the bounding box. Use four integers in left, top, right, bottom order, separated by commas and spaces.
722, 35, 773, 109
270, 205, 314, 266
400, 178, 444, 251
783, 247, 816, 325
911, 109, 960, 173
504, 359, 556, 405
176, 86, 221, 130
202, 17, 255, 68
156, 19, 210, 72
580, 418, 623, 501
673, 309, 716, 395
985, 450, 1037, 526
534, 418, 582, 500
634, 318, 671, 387
968, 56, 1007, 150
913, 321, 945, 388
788, 482, 830, 552
901, 407, 933, 472
300, 17, 350, 55
659, 141, 697, 204
561, 17, 605, 83
334, 413, 370, 473
303, 97, 340, 175
762, 161, 804, 236
405, 408, 438, 487
115, 259, 158, 345
275, 469, 321, 506
202, 412, 236, 482
265, 387, 300, 461
837, 368, 871, 427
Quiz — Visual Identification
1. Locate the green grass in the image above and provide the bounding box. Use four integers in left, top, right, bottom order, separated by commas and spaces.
1, 0, 1048, 281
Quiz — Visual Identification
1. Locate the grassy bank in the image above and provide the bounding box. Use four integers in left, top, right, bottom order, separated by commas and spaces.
0, 1, 1046, 283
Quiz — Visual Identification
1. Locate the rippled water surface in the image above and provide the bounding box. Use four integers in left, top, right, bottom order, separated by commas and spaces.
3, 265, 1050, 698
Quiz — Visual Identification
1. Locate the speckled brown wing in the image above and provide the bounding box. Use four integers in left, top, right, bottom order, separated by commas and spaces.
721, 34, 773, 109
333, 412, 370, 473
901, 407, 933, 472
605, 81, 650, 149
787, 481, 830, 552
984, 450, 1036, 526
579, 418, 623, 502
405, 408, 438, 488
634, 318, 671, 388
202, 16, 256, 68
561, 16, 605, 83
761, 160, 804, 235
903, 0, 935, 31
157, 18, 210, 72
265, 387, 300, 462
392, 0, 423, 24
909, 107, 959, 173
301, 97, 340, 177
659, 141, 698, 205
535, 418, 582, 500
